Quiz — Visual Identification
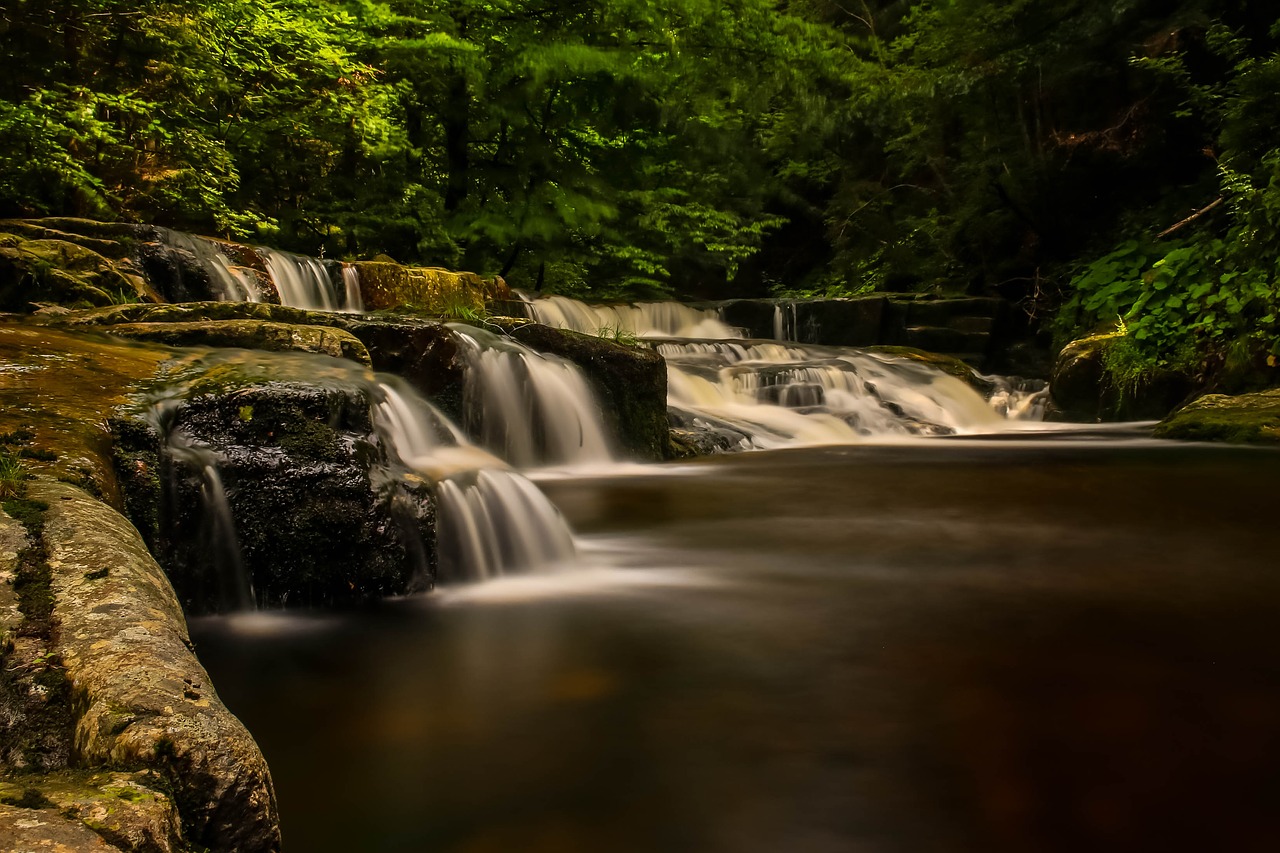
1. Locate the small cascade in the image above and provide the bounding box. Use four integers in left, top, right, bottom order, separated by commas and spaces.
772, 301, 798, 342
515, 291, 741, 339
198, 464, 256, 610
661, 340, 1034, 449
986, 376, 1051, 420
435, 471, 578, 582
160, 230, 263, 302
145, 394, 257, 610
371, 375, 579, 581
342, 264, 366, 313
261, 248, 343, 311
449, 324, 614, 467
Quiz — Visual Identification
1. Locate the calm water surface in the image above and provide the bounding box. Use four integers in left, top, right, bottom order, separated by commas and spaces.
192, 440, 1280, 853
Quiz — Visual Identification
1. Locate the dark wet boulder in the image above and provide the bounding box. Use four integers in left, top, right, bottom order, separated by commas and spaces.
1154, 389, 1280, 444
113, 377, 434, 613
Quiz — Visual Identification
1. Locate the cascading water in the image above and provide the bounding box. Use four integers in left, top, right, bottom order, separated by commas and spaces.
512, 291, 1047, 450
261, 248, 344, 312
370, 374, 579, 580
160, 230, 263, 302
342, 264, 366, 313
449, 324, 614, 467
137, 348, 581, 603
773, 301, 798, 342
662, 340, 1023, 449
514, 291, 741, 338
143, 394, 257, 610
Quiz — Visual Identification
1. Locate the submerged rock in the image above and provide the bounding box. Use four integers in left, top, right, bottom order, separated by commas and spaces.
1154, 389, 1280, 444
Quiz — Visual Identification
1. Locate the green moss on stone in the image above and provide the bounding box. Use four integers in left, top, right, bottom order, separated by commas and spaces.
1154, 389, 1280, 444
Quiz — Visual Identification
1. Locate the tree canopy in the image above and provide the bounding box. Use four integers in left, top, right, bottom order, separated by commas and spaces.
4, 0, 1280, 383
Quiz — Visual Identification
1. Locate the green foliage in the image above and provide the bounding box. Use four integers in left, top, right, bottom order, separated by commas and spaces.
0, 449, 28, 500
595, 324, 641, 347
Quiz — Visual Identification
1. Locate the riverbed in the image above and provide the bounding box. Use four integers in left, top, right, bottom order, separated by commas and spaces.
192, 438, 1280, 852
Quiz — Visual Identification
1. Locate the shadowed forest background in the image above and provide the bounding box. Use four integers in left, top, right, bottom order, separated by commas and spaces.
3, 0, 1280, 385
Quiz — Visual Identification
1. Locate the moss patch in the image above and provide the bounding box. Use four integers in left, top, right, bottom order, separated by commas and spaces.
1154, 389, 1280, 444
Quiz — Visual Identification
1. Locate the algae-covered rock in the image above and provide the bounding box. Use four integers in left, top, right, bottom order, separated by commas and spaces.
0, 237, 153, 312
354, 261, 488, 314
100, 320, 371, 364
32, 479, 280, 852
1154, 389, 1280, 444
0, 802, 122, 851
492, 319, 671, 461
0, 771, 185, 852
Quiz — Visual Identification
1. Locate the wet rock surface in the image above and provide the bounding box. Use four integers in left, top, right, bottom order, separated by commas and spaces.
114, 374, 434, 612
1154, 388, 1280, 444
97, 320, 370, 364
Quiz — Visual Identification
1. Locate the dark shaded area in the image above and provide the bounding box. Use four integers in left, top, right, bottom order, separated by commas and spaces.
193, 441, 1280, 853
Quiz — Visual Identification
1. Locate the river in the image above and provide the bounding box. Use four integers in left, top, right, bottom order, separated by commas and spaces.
191, 437, 1280, 853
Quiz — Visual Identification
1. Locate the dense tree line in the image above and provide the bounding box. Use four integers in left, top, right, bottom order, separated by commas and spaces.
2, 0, 1279, 378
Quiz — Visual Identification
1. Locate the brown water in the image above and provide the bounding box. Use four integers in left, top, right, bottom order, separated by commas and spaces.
191, 439, 1280, 853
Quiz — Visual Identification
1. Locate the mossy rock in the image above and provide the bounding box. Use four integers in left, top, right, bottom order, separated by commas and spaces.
1048, 333, 1194, 422
353, 261, 488, 314
98, 320, 371, 365
62, 300, 319, 327
0, 220, 134, 259
1154, 389, 1280, 444
0, 237, 153, 312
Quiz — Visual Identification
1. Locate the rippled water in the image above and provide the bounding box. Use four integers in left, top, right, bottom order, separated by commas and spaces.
192, 439, 1280, 853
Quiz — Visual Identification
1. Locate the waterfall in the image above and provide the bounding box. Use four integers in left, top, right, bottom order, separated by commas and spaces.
261, 248, 346, 311
515, 291, 741, 339
342, 264, 365, 313
661, 340, 1037, 449
160, 230, 263, 302
434, 471, 578, 582
772, 301, 798, 342
450, 324, 614, 467
370, 375, 579, 582
198, 464, 256, 610
144, 394, 258, 610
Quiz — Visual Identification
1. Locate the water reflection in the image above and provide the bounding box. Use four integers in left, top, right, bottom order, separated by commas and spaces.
191, 442, 1280, 852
